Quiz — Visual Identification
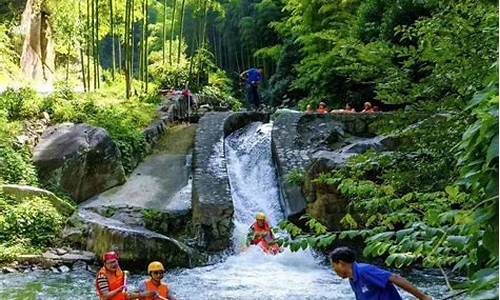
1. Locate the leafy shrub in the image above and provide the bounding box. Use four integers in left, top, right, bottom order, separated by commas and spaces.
0, 146, 38, 186
0, 195, 64, 247
286, 169, 305, 186
0, 87, 41, 120
89, 103, 152, 173
151, 62, 193, 91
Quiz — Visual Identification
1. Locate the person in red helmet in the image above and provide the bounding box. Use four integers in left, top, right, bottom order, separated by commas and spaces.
96, 251, 129, 300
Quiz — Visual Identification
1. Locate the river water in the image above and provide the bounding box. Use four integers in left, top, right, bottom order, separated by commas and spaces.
0, 122, 455, 299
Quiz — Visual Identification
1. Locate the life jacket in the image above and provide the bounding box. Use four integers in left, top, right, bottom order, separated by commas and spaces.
143, 279, 170, 300
250, 221, 272, 244
95, 267, 126, 300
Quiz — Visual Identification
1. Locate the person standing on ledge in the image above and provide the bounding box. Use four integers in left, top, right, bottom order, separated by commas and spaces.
240, 68, 263, 110
330, 247, 432, 300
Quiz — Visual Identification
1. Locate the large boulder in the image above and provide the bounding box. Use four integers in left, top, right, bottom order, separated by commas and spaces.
272, 112, 392, 219
63, 209, 197, 269
33, 123, 126, 203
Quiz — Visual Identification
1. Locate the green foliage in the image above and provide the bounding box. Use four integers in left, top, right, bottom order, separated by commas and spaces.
89, 102, 151, 173
286, 168, 304, 186
0, 194, 64, 249
280, 73, 498, 296
0, 146, 39, 186
258, 0, 498, 111
151, 62, 193, 91
0, 88, 41, 121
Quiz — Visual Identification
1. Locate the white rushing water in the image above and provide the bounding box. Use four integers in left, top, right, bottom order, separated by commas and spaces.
0, 122, 455, 300
169, 122, 351, 300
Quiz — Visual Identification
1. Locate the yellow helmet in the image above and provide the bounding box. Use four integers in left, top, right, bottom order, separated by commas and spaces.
256, 212, 266, 221
147, 261, 165, 273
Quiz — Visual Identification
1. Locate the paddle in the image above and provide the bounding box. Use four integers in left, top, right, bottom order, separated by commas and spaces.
123, 270, 129, 292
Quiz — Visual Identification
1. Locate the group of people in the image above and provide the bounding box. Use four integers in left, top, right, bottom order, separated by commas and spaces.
96, 213, 431, 300
96, 251, 176, 300
307, 101, 379, 114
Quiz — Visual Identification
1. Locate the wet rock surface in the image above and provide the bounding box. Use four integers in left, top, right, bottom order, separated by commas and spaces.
63, 209, 197, 269
62, 124, 200, 269
2, 248, 96, 274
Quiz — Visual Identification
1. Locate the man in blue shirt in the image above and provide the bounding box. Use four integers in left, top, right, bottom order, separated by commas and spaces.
240, 68, 263, 110
330, 247, 432, 300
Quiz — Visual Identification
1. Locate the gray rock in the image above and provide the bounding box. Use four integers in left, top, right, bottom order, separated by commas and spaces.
59, 265, 70, 273
50, 267, 60, 273
272, 112, 392, 218
54, 248, 68, 255
33, 123, 126, 202
17, 254, 43, 265
72, 260, 88, 271
2, 267, 18, 273
64, 209, 197, 268
59, 252, 95, 263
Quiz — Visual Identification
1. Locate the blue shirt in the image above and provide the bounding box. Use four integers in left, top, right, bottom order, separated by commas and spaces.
246, 68, 262, 85
349, 263, 402, 300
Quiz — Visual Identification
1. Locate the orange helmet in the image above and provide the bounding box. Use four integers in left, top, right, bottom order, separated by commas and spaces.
256, 212, 266, 221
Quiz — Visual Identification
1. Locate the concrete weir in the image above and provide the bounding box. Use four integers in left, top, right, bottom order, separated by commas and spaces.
191, 112, 269, 252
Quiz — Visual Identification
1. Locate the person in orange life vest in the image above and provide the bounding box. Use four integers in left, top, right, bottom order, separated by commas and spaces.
246, 212, 276, 246
96, 251, 137, 300
316, 102, 328, 114
137, 261, 177, 300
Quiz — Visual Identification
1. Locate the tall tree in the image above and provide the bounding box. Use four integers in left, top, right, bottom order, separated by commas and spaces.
91, 0, 97, 89
95, 0, 100, 88
176, 0, 186, 64
109, 0, 116, 79
86, 0, 91, 90
124, 0, 132, 98
162, 0, 167, 64
169, 0, 177, 64
144, 0, 149, 92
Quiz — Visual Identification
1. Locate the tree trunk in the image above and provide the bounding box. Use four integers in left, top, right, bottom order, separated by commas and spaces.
169, 0, 177, 64
96, 0, 100, 88
79, 2, 87, 92
144, 0, 149, 92
130, 0, 135, 83
176, 0, 186, 64
109, 0, 116, 80
20, 0, 55, 85
125, 0, 131, 98
162, 0, 167, 64
86, 0, 91, 90
91, 0, 97, 89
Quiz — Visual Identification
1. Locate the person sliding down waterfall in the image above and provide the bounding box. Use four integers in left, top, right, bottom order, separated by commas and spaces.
246, 212, 282, 255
